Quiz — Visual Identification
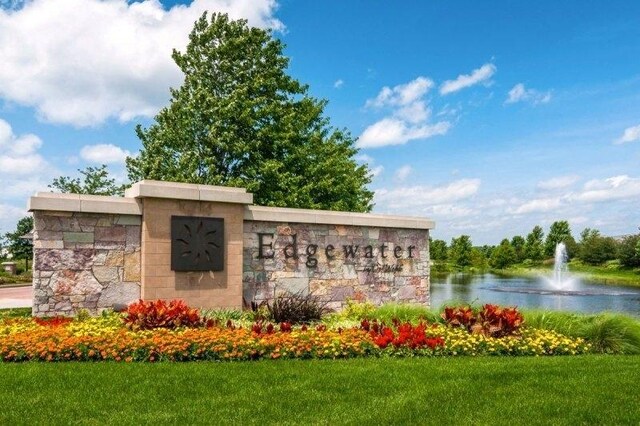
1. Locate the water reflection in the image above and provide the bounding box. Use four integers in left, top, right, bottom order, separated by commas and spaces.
430, 273, 640, 316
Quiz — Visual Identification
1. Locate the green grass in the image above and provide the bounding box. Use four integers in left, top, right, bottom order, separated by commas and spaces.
0, 356, 638, 425
567, 261, 640, 286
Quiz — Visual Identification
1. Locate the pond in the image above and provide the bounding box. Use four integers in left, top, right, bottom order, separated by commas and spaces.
430, 272, 640, 316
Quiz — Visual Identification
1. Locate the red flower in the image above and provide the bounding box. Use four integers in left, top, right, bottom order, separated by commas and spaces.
279, 322, 292, 333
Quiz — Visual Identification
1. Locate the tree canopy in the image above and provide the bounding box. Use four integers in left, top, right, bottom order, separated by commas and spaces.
545, 221, 576, 257
524, 225, 545, 262
618, 233, 640, 268
449, 235, 473, 267
49, 165, 126, 196
126, 13, 373, 212
490, 238, 517, 269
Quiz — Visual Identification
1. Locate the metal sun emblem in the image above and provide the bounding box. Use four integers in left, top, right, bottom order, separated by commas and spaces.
171, 216, 224, 272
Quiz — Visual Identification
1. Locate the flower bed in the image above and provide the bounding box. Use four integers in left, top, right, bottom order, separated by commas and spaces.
0, 302, 590, 362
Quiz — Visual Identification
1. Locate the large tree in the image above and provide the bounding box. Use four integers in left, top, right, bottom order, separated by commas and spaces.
429, 238, 448, 262
618, 233, 640, 268
577, 228, 618, 265
49, 165, 126, 196
4, 216, 33, 270
510, 235, 526, 263
490, 238, 517, 269
544, 220, 576, 258
449, 235, 473, 267
524, 225, 545, 262
127, 13, 373, 212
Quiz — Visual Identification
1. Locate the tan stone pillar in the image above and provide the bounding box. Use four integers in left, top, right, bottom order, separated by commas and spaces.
125, 181, 253, 309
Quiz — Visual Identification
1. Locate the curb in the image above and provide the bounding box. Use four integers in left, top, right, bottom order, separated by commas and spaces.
0, 282, 32, 289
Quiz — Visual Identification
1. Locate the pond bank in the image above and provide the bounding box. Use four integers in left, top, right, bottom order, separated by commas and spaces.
431, 261, 640, 288
492, 263, 640, 288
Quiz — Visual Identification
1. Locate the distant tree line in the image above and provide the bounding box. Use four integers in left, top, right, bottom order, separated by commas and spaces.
430, 221, 640, 270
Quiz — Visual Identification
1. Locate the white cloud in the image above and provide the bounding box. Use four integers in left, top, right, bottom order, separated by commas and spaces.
374, 178, 481, 210
0, 203, 27, 234
355, 153, 373, 164
0, 0, 283, 127
366, 77, 434, 108
505, 83, 551, 105
508, 174, 640, 216
354, 153, 383, 178
333, 79, 344, 89
439, 63, 496, 95
358, 118, 450, 148
614, 124, 640, 144
537, 175, 580, 191
0, 118, 48, 175
575, 175, 640, 203
370, 165, 384, 178
0, 119, 53, 227
394, 165, 412, 182
359, 76, 450, 148
424, 204, 474, 218
80, 144, 132, 164
509, 197, 563, 214
395, 101, 430, 124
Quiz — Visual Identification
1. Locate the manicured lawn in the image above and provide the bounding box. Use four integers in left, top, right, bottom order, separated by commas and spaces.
1, 356, 638, 425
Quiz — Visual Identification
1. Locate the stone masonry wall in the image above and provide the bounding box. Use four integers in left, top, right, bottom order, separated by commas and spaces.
32, 211, 142, 316
243, 222, 429, 310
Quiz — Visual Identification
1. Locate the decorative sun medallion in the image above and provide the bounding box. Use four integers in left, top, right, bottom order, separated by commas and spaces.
171, 216, 224, 272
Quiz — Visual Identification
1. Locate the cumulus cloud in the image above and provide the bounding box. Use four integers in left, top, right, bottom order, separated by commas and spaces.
394, 165, 413, 182
333, 79, 344, 89
575, 175, 640, 203
358, 119, 450, 148
614, 124, 640, 144
365, 77, 434, 108
508, 197, 563, 214
355, 153, 383, 178
0, 118, 48, 175
370, 165, 384, 178
374, 178, 481, 210
505, 83, 551, 105
80, 144, 132, 164
0, 0, 283, 127
439, 63, 496, 95
537, 175, 580, 191
509, 174, 640, 215
0, 119, 54, 231
0, 203, 27, 234
359, 77, 450, 148
423, 204, 474, 218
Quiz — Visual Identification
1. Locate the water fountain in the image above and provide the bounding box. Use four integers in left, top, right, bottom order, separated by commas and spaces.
550, 242, 575, 290
486, 242, 636, 297
432, 243, 640, 313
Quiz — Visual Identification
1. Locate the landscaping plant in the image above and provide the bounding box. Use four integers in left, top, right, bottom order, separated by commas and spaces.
123, 299, 211, 330
266, 292, 329, 324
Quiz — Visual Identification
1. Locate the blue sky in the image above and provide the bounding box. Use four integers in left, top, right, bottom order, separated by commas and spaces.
0, 0, 639, 244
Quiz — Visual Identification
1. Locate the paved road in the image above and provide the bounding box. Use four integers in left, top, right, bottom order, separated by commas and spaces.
0, 285, 32, 309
